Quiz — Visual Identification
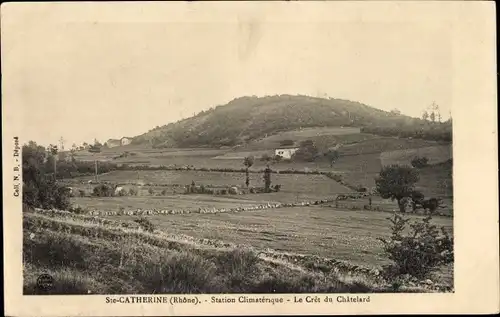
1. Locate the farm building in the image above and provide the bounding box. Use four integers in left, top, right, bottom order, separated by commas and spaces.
120, 137, 133, 146
105, 139, 121, 148
274, 147, 299, 160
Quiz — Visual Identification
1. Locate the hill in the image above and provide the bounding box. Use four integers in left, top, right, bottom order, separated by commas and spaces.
132, 95, 445, 148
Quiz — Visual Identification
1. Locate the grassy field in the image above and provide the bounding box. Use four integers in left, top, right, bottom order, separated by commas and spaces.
380, 145, 452, 167
243, 127, 362, 150
23, 208, 451, 294
105, 206, 453, 268
339, 137, 444, 156
67, 170, 355, 197
416, 160, 453, 198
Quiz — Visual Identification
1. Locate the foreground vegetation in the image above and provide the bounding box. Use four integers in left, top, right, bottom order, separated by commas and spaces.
23, 207, 452, 294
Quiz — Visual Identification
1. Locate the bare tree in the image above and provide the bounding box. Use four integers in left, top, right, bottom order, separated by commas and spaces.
422, 110, 429, 121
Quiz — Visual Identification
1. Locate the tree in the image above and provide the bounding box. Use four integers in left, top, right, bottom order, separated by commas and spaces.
263, 165, 272, 193
22, 142, 70, 210
70, 146, 77, 163
325, 149, 340, 167
411, 156, 429, 168
429, 102, 440, 123
243, 156, 255, 187
375, 165, 420, 213
429, 111, 436, 123
45, 144, 58, 179
422, 111, 429, 121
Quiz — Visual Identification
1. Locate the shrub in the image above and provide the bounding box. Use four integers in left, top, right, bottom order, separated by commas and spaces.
69, 206, 86, 214
421, 198, 443, 214
134, 217, 156, 233
263, 166, 272, 192
160, 189, 167, 196
148, 188, 154, 196
378, 214, 454, 280
78, 190, 86, 197
128, 188, 138, 196
116, 188, 127, 196
411, 156, 429, 168
274, 184, 282, 192
355, 185, 368, 193
92, 184, 113, 197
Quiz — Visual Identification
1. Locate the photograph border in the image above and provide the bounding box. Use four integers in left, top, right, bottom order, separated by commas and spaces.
2, 1, 498, 315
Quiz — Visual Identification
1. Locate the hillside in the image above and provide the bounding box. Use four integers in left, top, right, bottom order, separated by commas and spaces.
132, 95, 436, 148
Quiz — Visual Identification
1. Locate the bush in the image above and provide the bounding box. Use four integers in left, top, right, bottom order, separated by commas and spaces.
160, 189, 167, 196
128, 188, 138, 196
134, 217, 156, 233
355, 185, 367, 193
411, 156, 429, 168
274, 184, 282, 192
148, 188, 154, 196
78, 190, 86, 197
378, 213, 454, 281
116, 188, 127, 196
92, 184, 113, 197
69, 206, 86, 214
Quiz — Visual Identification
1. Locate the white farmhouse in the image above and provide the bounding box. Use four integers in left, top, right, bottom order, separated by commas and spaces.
274, 147, 299, 160
120, 137, 133, 146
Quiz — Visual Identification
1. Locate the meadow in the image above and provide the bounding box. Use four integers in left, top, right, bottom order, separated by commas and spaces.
23, 207, 452, 294
380, 145, 452, 167
67, 170, 355, 197
113, 206, 453, 268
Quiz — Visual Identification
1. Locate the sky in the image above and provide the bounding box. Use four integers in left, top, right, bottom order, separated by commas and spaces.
2, 2, 456, 148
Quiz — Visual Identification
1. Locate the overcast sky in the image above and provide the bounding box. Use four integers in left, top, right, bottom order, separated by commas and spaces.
2, 2, 457, 147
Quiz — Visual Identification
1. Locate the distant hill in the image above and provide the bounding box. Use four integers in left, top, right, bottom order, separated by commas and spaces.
132, 94, 450, 148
